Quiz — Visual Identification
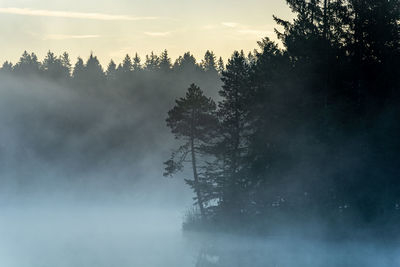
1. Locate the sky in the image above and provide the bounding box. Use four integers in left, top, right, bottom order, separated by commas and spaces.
0, 0, 293, 66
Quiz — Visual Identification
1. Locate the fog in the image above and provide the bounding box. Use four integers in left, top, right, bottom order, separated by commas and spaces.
0, 73, 398, 267
0, 203, 193, 267
0, 71, 191, 263
1, 202, 400, 267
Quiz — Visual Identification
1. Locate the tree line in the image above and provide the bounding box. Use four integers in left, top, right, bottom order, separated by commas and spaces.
1, 49, 224, 87
165, 0, 400, 233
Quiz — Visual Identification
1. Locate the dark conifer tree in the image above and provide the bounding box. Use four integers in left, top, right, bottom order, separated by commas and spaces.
106, 60, 117, 80
132, 53, 142, 71
216, 51, 251, 216
121, 54, 133, 73
217, 57, 225, 74
60, 52, 72, 77
85, 54, 105, 80
1, 61, 13, 73
72, 57, 85, 80
42, 51, 70, 80
164, 84, 218, 218
159, 50, 172, 71
201, 50, 217, 73
145, 52, 160, 71
14, 51, 41, 76
173, 52, 198, 72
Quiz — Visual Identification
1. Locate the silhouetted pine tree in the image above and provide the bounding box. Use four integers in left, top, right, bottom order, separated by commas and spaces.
201, 50, 217, 73
217, 57, 225, 75
159, 50, 172, 72
145, 52, 160, 71
164, 84, 218, 218
1, 61, 13, 73
121, 54, 133, 73
42, 51, 70, 80
72, 57, 85, 80
85, 54, 106, 88
173, 52, 199, 72
13, 51, 41, 76
60, 52, 72, 77
132, 53, 142, 71
106, 60, 117, 80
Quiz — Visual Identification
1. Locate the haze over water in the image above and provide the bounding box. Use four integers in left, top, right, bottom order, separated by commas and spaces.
2, 197, 400, 267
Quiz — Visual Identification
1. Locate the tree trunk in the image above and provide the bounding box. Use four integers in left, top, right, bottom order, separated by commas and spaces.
191, 109, 206, 219
323, 0, 330, 39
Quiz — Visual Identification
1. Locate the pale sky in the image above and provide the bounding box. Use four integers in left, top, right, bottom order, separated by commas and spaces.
0, 0, 293, 66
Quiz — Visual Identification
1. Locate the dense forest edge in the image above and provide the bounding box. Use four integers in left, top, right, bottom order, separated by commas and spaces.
1, 0, 400, 239
165, 0, 400, 239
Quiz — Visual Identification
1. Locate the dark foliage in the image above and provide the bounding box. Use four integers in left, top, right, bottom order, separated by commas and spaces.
165, 0, 400, 234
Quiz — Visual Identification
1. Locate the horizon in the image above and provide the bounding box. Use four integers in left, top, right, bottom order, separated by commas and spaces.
0, 0, 292, 66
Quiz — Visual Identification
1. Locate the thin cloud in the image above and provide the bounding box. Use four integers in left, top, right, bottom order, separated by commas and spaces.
0, 7, 158, 21
237, 29, 274, 37
44, 34, 101, 40
222, 22, 239, 28
144, 31, 171, 37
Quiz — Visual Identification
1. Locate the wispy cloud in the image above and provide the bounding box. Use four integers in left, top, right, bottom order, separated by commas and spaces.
222, 22, 239, 28
44, 34, 100, 40
205, 22, 274, 38
0, 7, 157, 21
237, 29, 274, 37
144, 31, 171, 37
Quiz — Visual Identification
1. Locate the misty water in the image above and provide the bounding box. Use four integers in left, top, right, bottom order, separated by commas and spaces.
1, 191, 400, 267
1, 203, 196, 267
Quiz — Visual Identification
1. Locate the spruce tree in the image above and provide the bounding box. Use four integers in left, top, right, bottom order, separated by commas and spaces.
159, 50, 172, 71
132, 53, 142, 71
217, 57, 224, 74
216, 51, 251, 216
201, 50, 217, 72
106, 60, 117, 80
145, 52, 160, 71
121, 54, 133, 73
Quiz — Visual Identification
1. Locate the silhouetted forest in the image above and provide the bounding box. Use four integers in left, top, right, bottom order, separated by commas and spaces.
2, 0, 400, 237
164, 0, 400, 235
